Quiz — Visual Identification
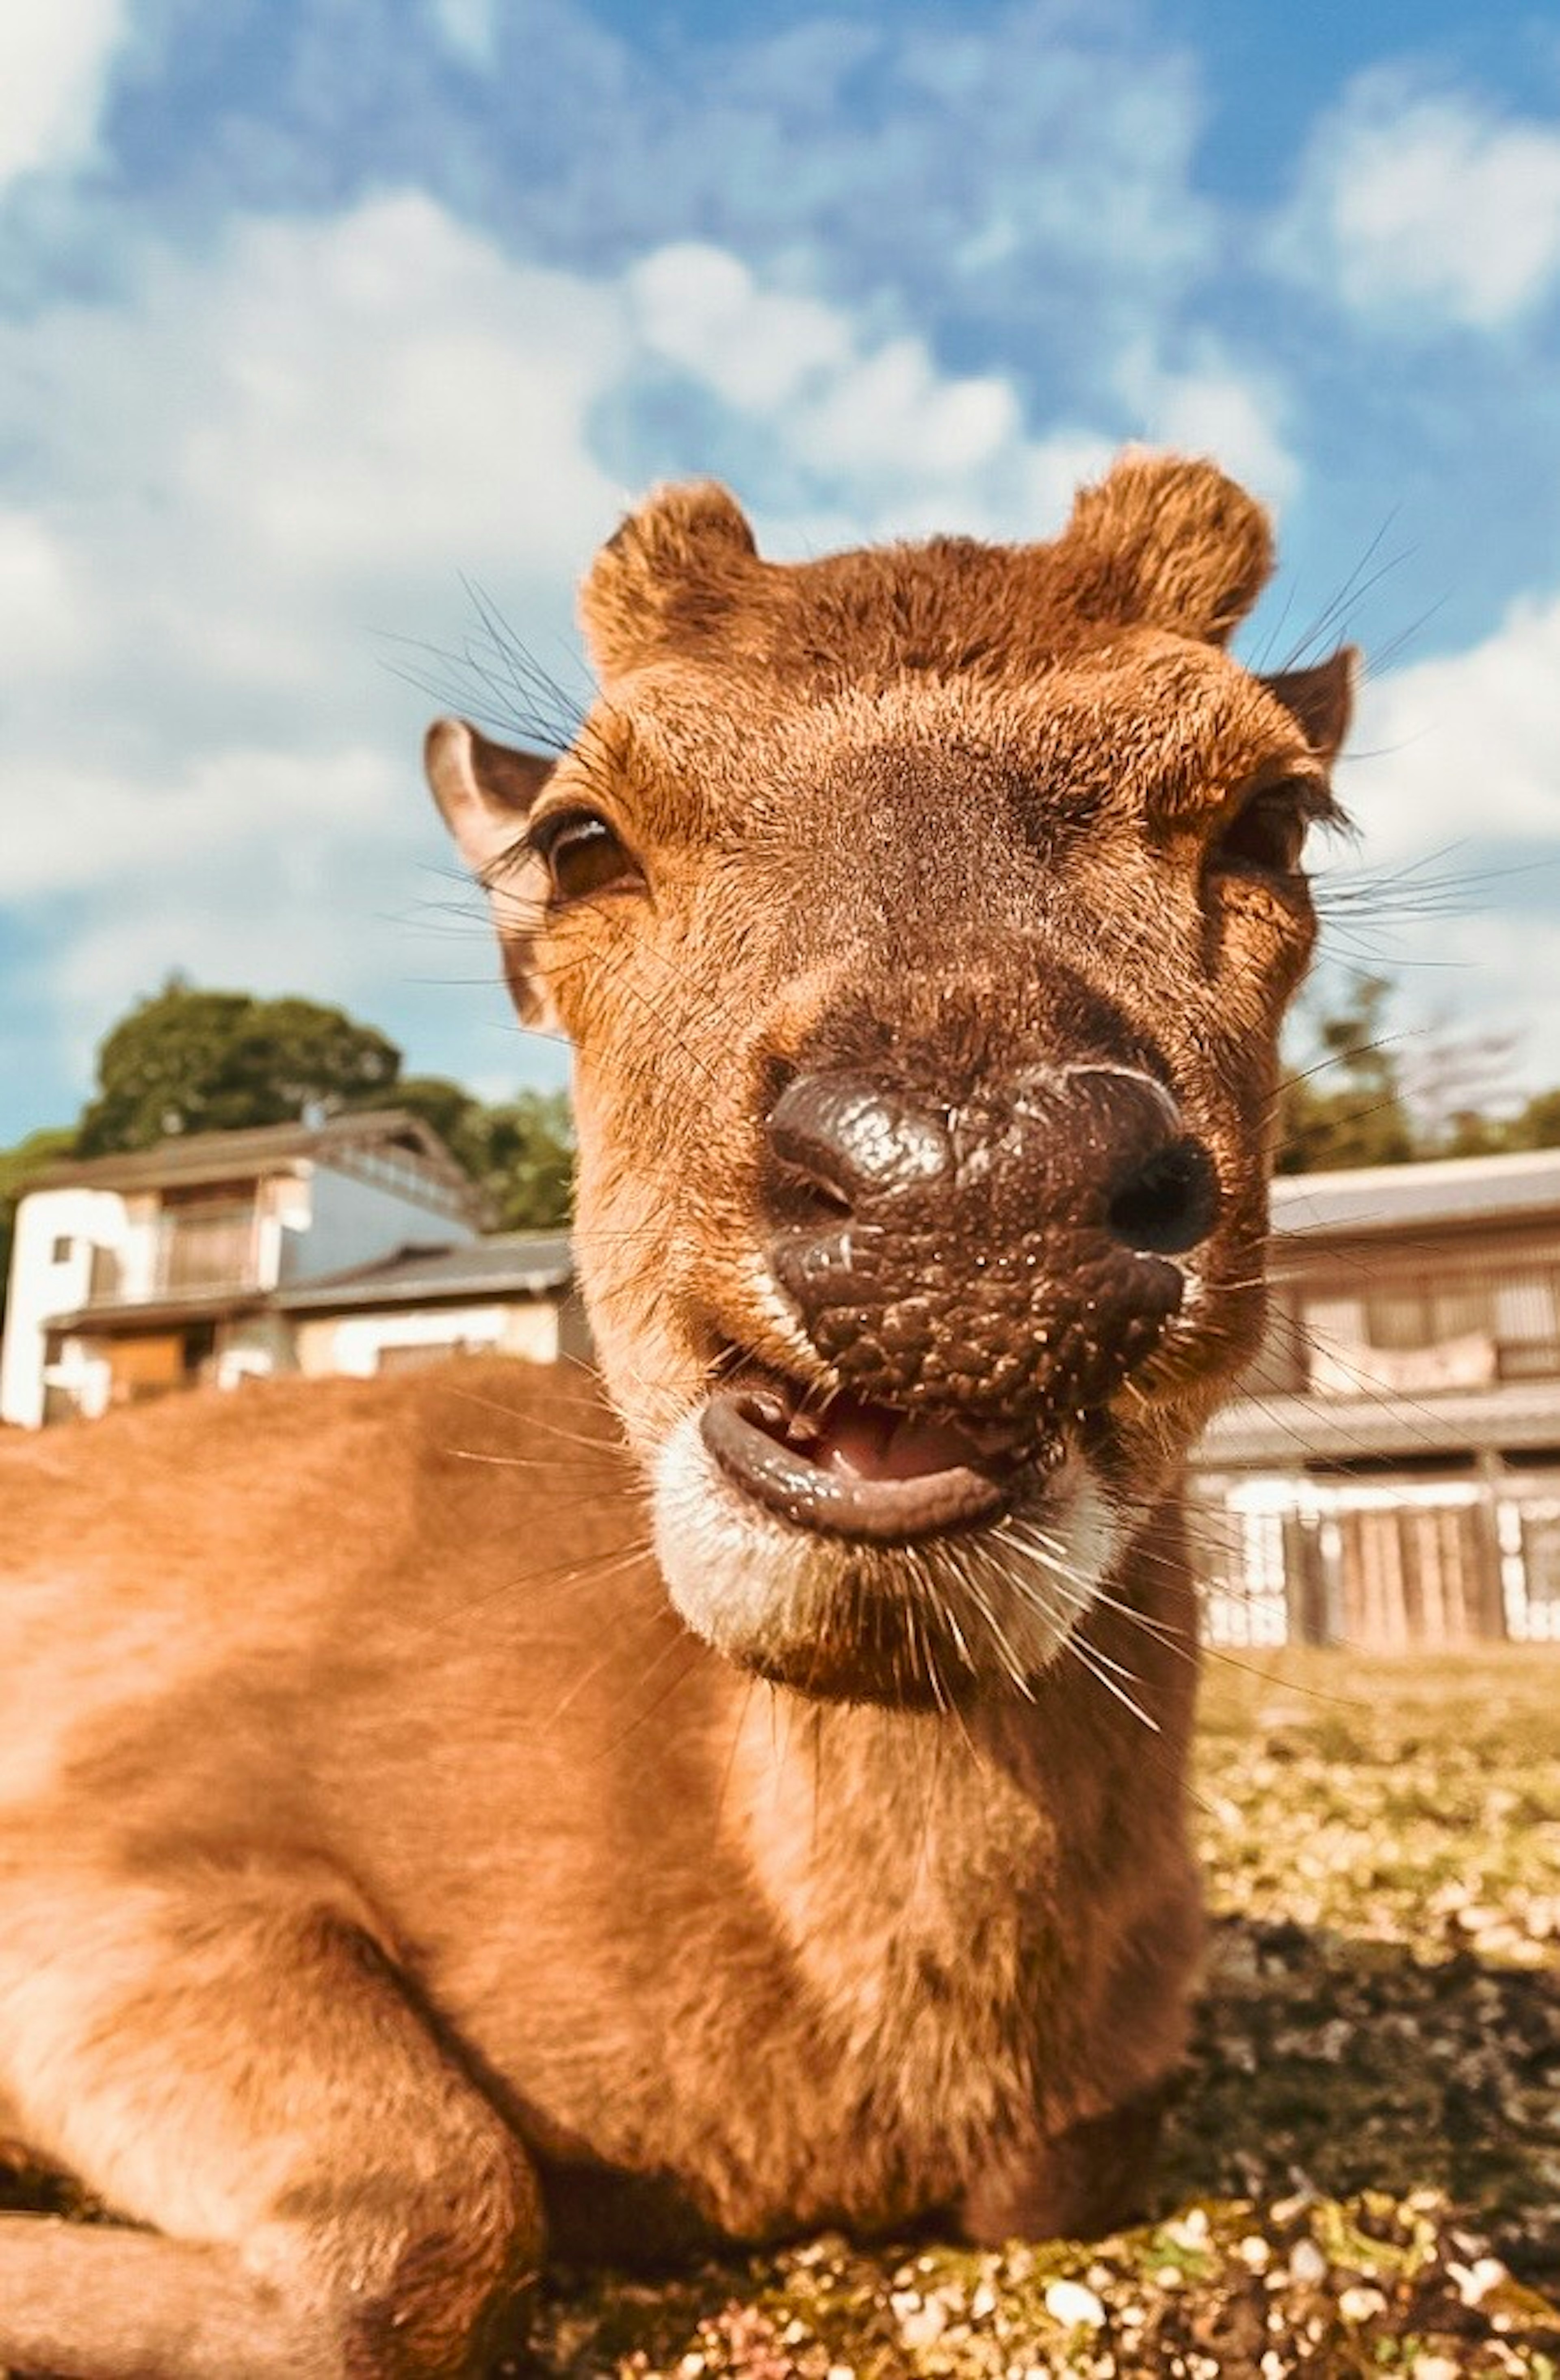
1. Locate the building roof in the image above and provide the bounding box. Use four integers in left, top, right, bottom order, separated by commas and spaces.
1270, 1146, 1560, 1242
28, 1111, 480, 1220
43, 1287, 270, 1337
1199, 1376, 1560, 1469
275, 1232, 574, 1313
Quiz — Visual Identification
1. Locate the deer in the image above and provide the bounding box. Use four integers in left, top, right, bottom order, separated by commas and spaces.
0, 452, 1352, 2378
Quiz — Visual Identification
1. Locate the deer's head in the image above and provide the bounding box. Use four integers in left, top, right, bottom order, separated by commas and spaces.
429, 453, 1350, 1705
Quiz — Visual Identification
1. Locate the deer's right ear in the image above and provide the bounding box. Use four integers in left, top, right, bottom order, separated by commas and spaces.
425, 718, 559, 1031
424, 718, 553, 877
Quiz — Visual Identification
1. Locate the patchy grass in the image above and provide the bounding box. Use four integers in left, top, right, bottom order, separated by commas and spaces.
4, 1650, 1557, 2375
524, 1649, 1560, 2377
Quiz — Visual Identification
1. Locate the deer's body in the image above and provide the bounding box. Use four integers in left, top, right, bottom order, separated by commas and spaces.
0, 455, 1350, 2377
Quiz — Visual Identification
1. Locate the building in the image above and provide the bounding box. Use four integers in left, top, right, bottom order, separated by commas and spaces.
1194, 1147, 1560, 1649
1, 1111, 497, 1426
275, 1233, 586, 1375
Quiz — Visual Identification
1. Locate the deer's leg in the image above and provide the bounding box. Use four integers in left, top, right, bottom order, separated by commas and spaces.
0, 1857, 543, 2380
0, 2221, 339, 2380
960, 2085, 1170, 2243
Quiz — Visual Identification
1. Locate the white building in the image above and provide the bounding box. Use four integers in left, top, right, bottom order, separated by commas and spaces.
1, 1112, 485, 1428
275, 1233, 585, 1377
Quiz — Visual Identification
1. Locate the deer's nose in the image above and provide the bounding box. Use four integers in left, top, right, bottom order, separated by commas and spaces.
767, 1075, 954, 1216
761, 1063, 1219, 1423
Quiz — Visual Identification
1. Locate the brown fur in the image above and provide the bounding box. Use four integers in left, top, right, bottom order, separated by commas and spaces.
0, 452, 1350, 2377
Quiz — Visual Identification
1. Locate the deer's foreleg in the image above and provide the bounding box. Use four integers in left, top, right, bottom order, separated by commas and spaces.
0, 1855, 543, 2379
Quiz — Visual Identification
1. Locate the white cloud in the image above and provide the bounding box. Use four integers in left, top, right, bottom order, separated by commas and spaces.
1349, 592, 1560, 865
1321, 592, 1560, 1088
0, 191, 630, 755
1278, 76, 1560, 330
627, 241, 1112, 543
2, 745, 398, 903
1112, 341, 1297, 506
0, 512, 89, 670
427, 0, 496, 67
0, 194, 638, 1127
629, 246, 852, 414
0, 0, 128, 190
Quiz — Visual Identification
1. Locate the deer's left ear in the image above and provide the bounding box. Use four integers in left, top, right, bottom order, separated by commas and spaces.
424, 718, 553, 876
1050, 451, 1275, 645
425, 718, 559, 1030
1260, 650, 1356, 763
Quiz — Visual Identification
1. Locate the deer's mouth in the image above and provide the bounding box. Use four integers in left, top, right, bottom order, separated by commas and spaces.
700, 1371, 1033, 1544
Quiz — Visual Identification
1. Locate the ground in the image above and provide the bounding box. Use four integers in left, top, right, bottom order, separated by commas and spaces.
2, 1649, 1556, 2376
525, 1648, 1560, 2378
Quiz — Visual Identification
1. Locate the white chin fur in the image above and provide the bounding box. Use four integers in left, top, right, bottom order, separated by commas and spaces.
652, 1408, 1124, 1690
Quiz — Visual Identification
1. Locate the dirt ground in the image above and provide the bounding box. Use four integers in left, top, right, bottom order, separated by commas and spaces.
525, 1647, 1560, 2378
3, 1648, 1556, 2376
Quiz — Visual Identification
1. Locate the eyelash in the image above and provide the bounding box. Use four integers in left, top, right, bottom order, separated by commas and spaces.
1208, 780, 1344, 880
529, 809, 644, 905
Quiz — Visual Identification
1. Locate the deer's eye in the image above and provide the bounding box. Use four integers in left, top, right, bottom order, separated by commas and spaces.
1209, 779, 1331, 881
532, 810, 642, 905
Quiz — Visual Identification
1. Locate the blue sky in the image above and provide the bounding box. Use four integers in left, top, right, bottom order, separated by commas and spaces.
3, 0, 1560, 1145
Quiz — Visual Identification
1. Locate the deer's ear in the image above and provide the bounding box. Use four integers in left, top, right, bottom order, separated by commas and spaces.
1261, 650, 1356, 764
424, 718, 559, 1031
1054, 451, 1275, 645
425, 718, 553, 875
579, 481, 759, 681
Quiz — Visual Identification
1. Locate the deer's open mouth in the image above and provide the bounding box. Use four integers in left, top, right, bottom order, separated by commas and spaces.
700, 1372, 1033, 1543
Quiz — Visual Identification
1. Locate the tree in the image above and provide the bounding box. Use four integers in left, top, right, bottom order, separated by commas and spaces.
450, 1092, 575, 1232
391, 1077, 574, 1228
388, 1074, 482, 1156
1275, 975, 1416, 1174
1506, 1086, 1560, 1153
75, 982, 402, 1155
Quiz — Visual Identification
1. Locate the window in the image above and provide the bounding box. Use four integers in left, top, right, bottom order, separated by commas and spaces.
50, 1234, 74, 1265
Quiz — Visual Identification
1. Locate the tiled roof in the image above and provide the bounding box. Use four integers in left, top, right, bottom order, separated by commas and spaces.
276, 1232, 573, 1311
1271, 1147, 1560, 1241
1198, 1378, 1560, 1468
29, 1110, 480, 1217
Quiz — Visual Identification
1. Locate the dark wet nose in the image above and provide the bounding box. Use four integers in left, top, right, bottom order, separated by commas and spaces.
763, 1064, 1219, 1423
767, 1074, 954, 1215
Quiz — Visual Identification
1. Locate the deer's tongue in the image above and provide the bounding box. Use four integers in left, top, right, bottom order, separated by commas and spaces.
812, 1399, 1012, 1482
701, 1380, 1026, 1543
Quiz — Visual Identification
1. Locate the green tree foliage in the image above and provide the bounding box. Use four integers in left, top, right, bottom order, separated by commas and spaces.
386, 1074, 482, 1156
1506, 1086, 1560, 1153
465, 1092, 576, 1233
1276, 976, 1417, 1174
387, 1077, 575, 1230
62, 982, 576, 1231
76, 982, 401, 1155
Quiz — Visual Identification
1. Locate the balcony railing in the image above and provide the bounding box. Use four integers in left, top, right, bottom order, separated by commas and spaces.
76, 1204, 263, 1309
153, 1208, 260, 1295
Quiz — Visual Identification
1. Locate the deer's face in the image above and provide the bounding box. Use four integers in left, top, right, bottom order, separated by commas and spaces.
430, 458, 1350, 1705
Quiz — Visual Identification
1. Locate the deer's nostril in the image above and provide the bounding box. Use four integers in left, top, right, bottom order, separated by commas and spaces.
766, 1074, 953, 1220
1105, 1139, 1218, 1257
773, 1163, 855, 1227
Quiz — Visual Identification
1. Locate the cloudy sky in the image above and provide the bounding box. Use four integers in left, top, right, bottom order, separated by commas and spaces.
3, 0, 1560, 1146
